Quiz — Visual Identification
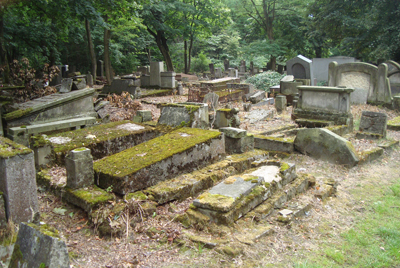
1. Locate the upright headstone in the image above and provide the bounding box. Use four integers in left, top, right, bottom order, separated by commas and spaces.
66, 148, 94, 189
86, 73, 93, 87
228, 68, 236, 78
250, 61, 254, 75
209, 63, 215, 76
160, 71, 176, 88
277, 65, 284, 74
150, 62, 164, 87
215, 68, 222, 78
203, 92, 219, 109
0, 137, 39, 223
275, 95, 287, 113
286, 55, 313, 81
138, 66, 150, 75
98, 60, 104, 77
240, 60, 246, 73
224, 59, 230, 72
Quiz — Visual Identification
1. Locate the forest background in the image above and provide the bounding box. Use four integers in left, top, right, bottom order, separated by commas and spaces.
0, 0, 399, 85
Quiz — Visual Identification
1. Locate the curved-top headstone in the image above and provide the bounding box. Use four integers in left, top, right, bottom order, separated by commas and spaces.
294, 128, 359, 167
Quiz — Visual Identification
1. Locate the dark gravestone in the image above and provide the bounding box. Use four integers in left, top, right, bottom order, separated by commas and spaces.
292, 63, 307, 79
277, 65, 284, 74
209, 63, 215, 76
358, 111, 388, 137
224, 59, 230, 72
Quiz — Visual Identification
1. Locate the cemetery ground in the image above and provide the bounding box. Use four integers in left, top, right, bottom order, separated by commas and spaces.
22, 91, 400, 268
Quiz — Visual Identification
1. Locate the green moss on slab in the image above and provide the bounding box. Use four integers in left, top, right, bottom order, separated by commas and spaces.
3, 107, 33, 121
388, 116, 400, 125
0, 137, 32, 158
197, 193, 235, 211
215, 90, 242, 98
27, 223, 60, 239
125, 191, 148, 201
10, 244, 25, 267
32, 135, 51, 148
47, 120, 153, 153
65, 186, 114, 205
254, 135, 294, 143
94, 127, 221, 177
279, 162, 290, 173
217, 108, 232, 113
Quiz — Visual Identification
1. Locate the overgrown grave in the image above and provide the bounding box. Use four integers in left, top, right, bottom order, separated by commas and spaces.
4, 88, 97, 146
32, 120, 158, 168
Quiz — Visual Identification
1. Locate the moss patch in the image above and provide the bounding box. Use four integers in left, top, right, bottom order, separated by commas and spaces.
125, 191, 148, 201
0, 136, 32, 158
27, 223, 60, 239
3, 107, 33, 121
94, 127, 221, 177
196, 193, 235, 211
66, 186, 114, 205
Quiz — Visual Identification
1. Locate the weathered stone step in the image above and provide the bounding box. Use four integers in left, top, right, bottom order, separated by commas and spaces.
94, 127, 225, 194
295, 119, 334, 128
187, 162, 296, 225
33, 121, 158, 166
145, 150, 269, 204
36, 170, 114, 213
358, 147, 384, 164
387, 116, 400, 130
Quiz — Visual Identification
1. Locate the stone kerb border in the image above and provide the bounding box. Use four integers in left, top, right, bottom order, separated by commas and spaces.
328, 61, 392, 104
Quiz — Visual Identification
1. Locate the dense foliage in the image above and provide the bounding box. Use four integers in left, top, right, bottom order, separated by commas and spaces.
0, 0, 399, 81
245, 71, 285, 92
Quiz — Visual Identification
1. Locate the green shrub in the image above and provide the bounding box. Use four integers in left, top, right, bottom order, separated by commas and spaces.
245, 71, 285, 92
191, 53, 210, 73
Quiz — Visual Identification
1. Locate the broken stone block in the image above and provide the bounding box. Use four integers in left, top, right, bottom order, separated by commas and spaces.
249, 91, 266, 104
137, 110, 152, 122
254, 136, 294, 153
356, 111, 388, 139
294, 128, 359, 166
66, 147, 94, 189
158, 103, 209, 129
10, 223, 70, 268
59, 78, 73, 93
0, 137, 39, 223
275, 95, 287, 113
31, 135, 54, 169
219, 127, 254, 154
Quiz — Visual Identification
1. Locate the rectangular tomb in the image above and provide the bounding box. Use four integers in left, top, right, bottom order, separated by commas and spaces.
94, 127, 225, 194
34, 121, 158, 165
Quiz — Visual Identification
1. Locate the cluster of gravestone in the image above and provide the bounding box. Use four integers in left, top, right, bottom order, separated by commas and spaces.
2, 57, 400, 266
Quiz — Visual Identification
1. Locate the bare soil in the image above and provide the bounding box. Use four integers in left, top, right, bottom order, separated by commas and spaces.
37, 89, 400, 267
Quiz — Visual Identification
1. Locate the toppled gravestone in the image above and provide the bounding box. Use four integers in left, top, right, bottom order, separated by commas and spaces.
356, 111, 388, 139
10, 223, 70, 268
294, 128, 359, 166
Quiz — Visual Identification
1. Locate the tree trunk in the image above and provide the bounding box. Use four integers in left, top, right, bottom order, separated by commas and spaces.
184, 40, 188, 74
0, 12, 9, 84
188, 35, 194, 73
104, 16, 112, 85
85, 18, 97, 81
148, 28, 174, 71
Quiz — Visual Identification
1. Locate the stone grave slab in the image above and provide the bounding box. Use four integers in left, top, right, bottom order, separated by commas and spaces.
245, 109, 274, 124
254, 135, 294, 153
94, 127, 225, 194
11, 223, 70, 268
190, 162, 296, 224
249, 91, 266, 104
0, 137, 39, 223
294, 128, 359, 166
4, 87, 97, 128
102, 79, 138, 94
37, 120, 157, 165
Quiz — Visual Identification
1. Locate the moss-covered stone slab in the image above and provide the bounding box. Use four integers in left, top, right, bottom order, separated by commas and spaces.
190, 162, 295, 224
39, 120, 158, 164
355, 132, 384, 140
294, 128, 359, 166
234, 225, 274, 245
4, 88, 97, 127
145, 150, 269, 204
36, 170, 114, 213
387, 116, 400, 130
157, 103, 209, 129
0, 136, 32, 159
254, 135, 294, 153
94, 127, 225, 194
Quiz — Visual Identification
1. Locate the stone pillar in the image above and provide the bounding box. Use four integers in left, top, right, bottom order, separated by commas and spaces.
86, 73, 93, 87
177, 82, 184, 95
160, 71, 176, 89
0, 138, 39, 223
215, 68, 222, 78
66, 148, 94, 189
99, 60, 104, 77
224, 59, 230, 72
275, 95, 287, 113
209, 63, 215, 76
150, 62, 164, 87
